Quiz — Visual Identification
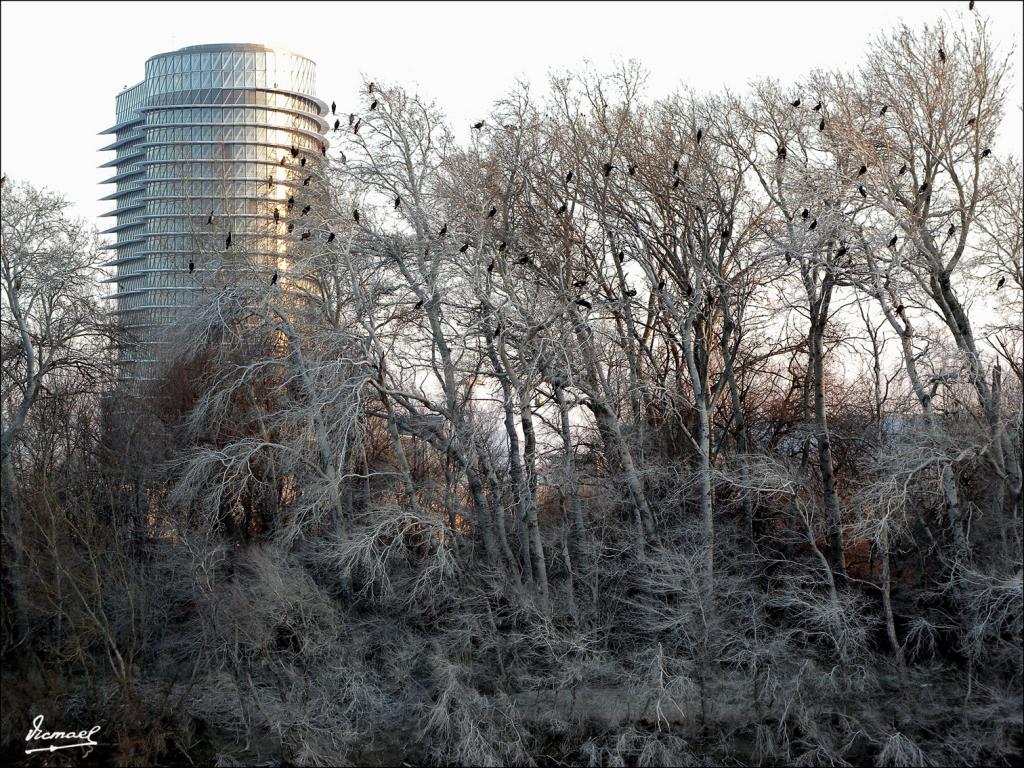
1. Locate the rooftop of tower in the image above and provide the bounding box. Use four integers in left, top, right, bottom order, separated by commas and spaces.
146, 42, 317, 65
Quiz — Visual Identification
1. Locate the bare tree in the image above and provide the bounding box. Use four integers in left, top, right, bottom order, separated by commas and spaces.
1, 179, 111, 638
822, 18, 1021, 555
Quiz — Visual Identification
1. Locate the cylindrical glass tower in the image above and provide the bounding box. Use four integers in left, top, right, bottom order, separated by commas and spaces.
99, 44, 328, 382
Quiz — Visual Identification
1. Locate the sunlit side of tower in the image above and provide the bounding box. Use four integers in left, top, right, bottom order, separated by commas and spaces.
98, 44, 328, 382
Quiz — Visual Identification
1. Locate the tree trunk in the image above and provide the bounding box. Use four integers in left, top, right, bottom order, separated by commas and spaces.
570, 310, 656, 540
880, 525, 906, 670
809, 312, 848, 589
695, 394, 715, 595
477, 451, 518, 573
520, 402, 550, 606
487, 340, 534, 583
556, 386, 588, 579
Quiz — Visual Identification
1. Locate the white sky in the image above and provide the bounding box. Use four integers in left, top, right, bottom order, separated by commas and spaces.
2, 0, 1022, 229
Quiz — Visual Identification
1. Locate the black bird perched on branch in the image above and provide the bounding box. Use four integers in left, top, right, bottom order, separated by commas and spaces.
487, 206, 497, 219
287, 223, 294, 233
982, 148, 992, 158
777, 143, 787, 161
348, 113, 355, 126
615, 251, 624, 262
880, 104, 888, 116
437, 223, 447, 237
785, 251, 792, 264
288, 195, 295, 210
353, 209, 360, 223
859, 185, 867, 198
207, 210, 214, 224
370, 99, 378, 111
271, 271, 278, 285
809, 219, 818, 230
947, 224, 956, 237
967, 117, 976, 127
414, 299, 423, 309
721, 227, 731, 239
557, 202, 568, 214
300, 231, 311, 240
695, 128, 703, 144
858, 165, 868, 177
188, 260, 194, 273
334, 119, 340, 131
575, 298, 592, 309
672, 159, 680, 174
566, 170, 574, 183
274, 208, 280, 224
394, 195, 401, 210
353, 119, 361, 134
472, 120, 485, 130
813, 101, 822, 112
494, 324, 502, 336
267, 175, 274, 189
658, 280, 666, 290
327, 232, 335, 243
895, 303, 905, 315
919, 182, 929, 193
889, 235, 898, 248
498, 241, 507, 251
301, 205, 311, 216
819, 118, 826, 131
517, 255, 531, 265
368, 82, 375, 94
603, 162, 615, 177
938, 47, 946, 63
291, 145, 299, 158
331, 100, 336, 115
628, 163, 637, 175
300, 157, 307, 167
996, 276, 1005, 289
899, 163, 908, 176
802, 208, 810, 219
970, 1, 975, 10
573, 278, 587, 288
487, 260, 495, 273
303, 175, 312, 186
460, 241, 471, 253
836, 245, 848, 258
225, 231, 232, 248
791, 97, 801, 108
625, 287, 637, 297
672, 176, 681, 189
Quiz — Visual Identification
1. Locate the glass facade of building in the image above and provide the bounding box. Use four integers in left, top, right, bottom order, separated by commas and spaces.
99, 44, 328, 381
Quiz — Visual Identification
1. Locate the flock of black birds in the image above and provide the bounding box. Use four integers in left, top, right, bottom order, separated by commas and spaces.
393, 74, 1001, 315
774, 57, 1003, 293
185, 4, 1001, 304
188, 138, 338, 285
